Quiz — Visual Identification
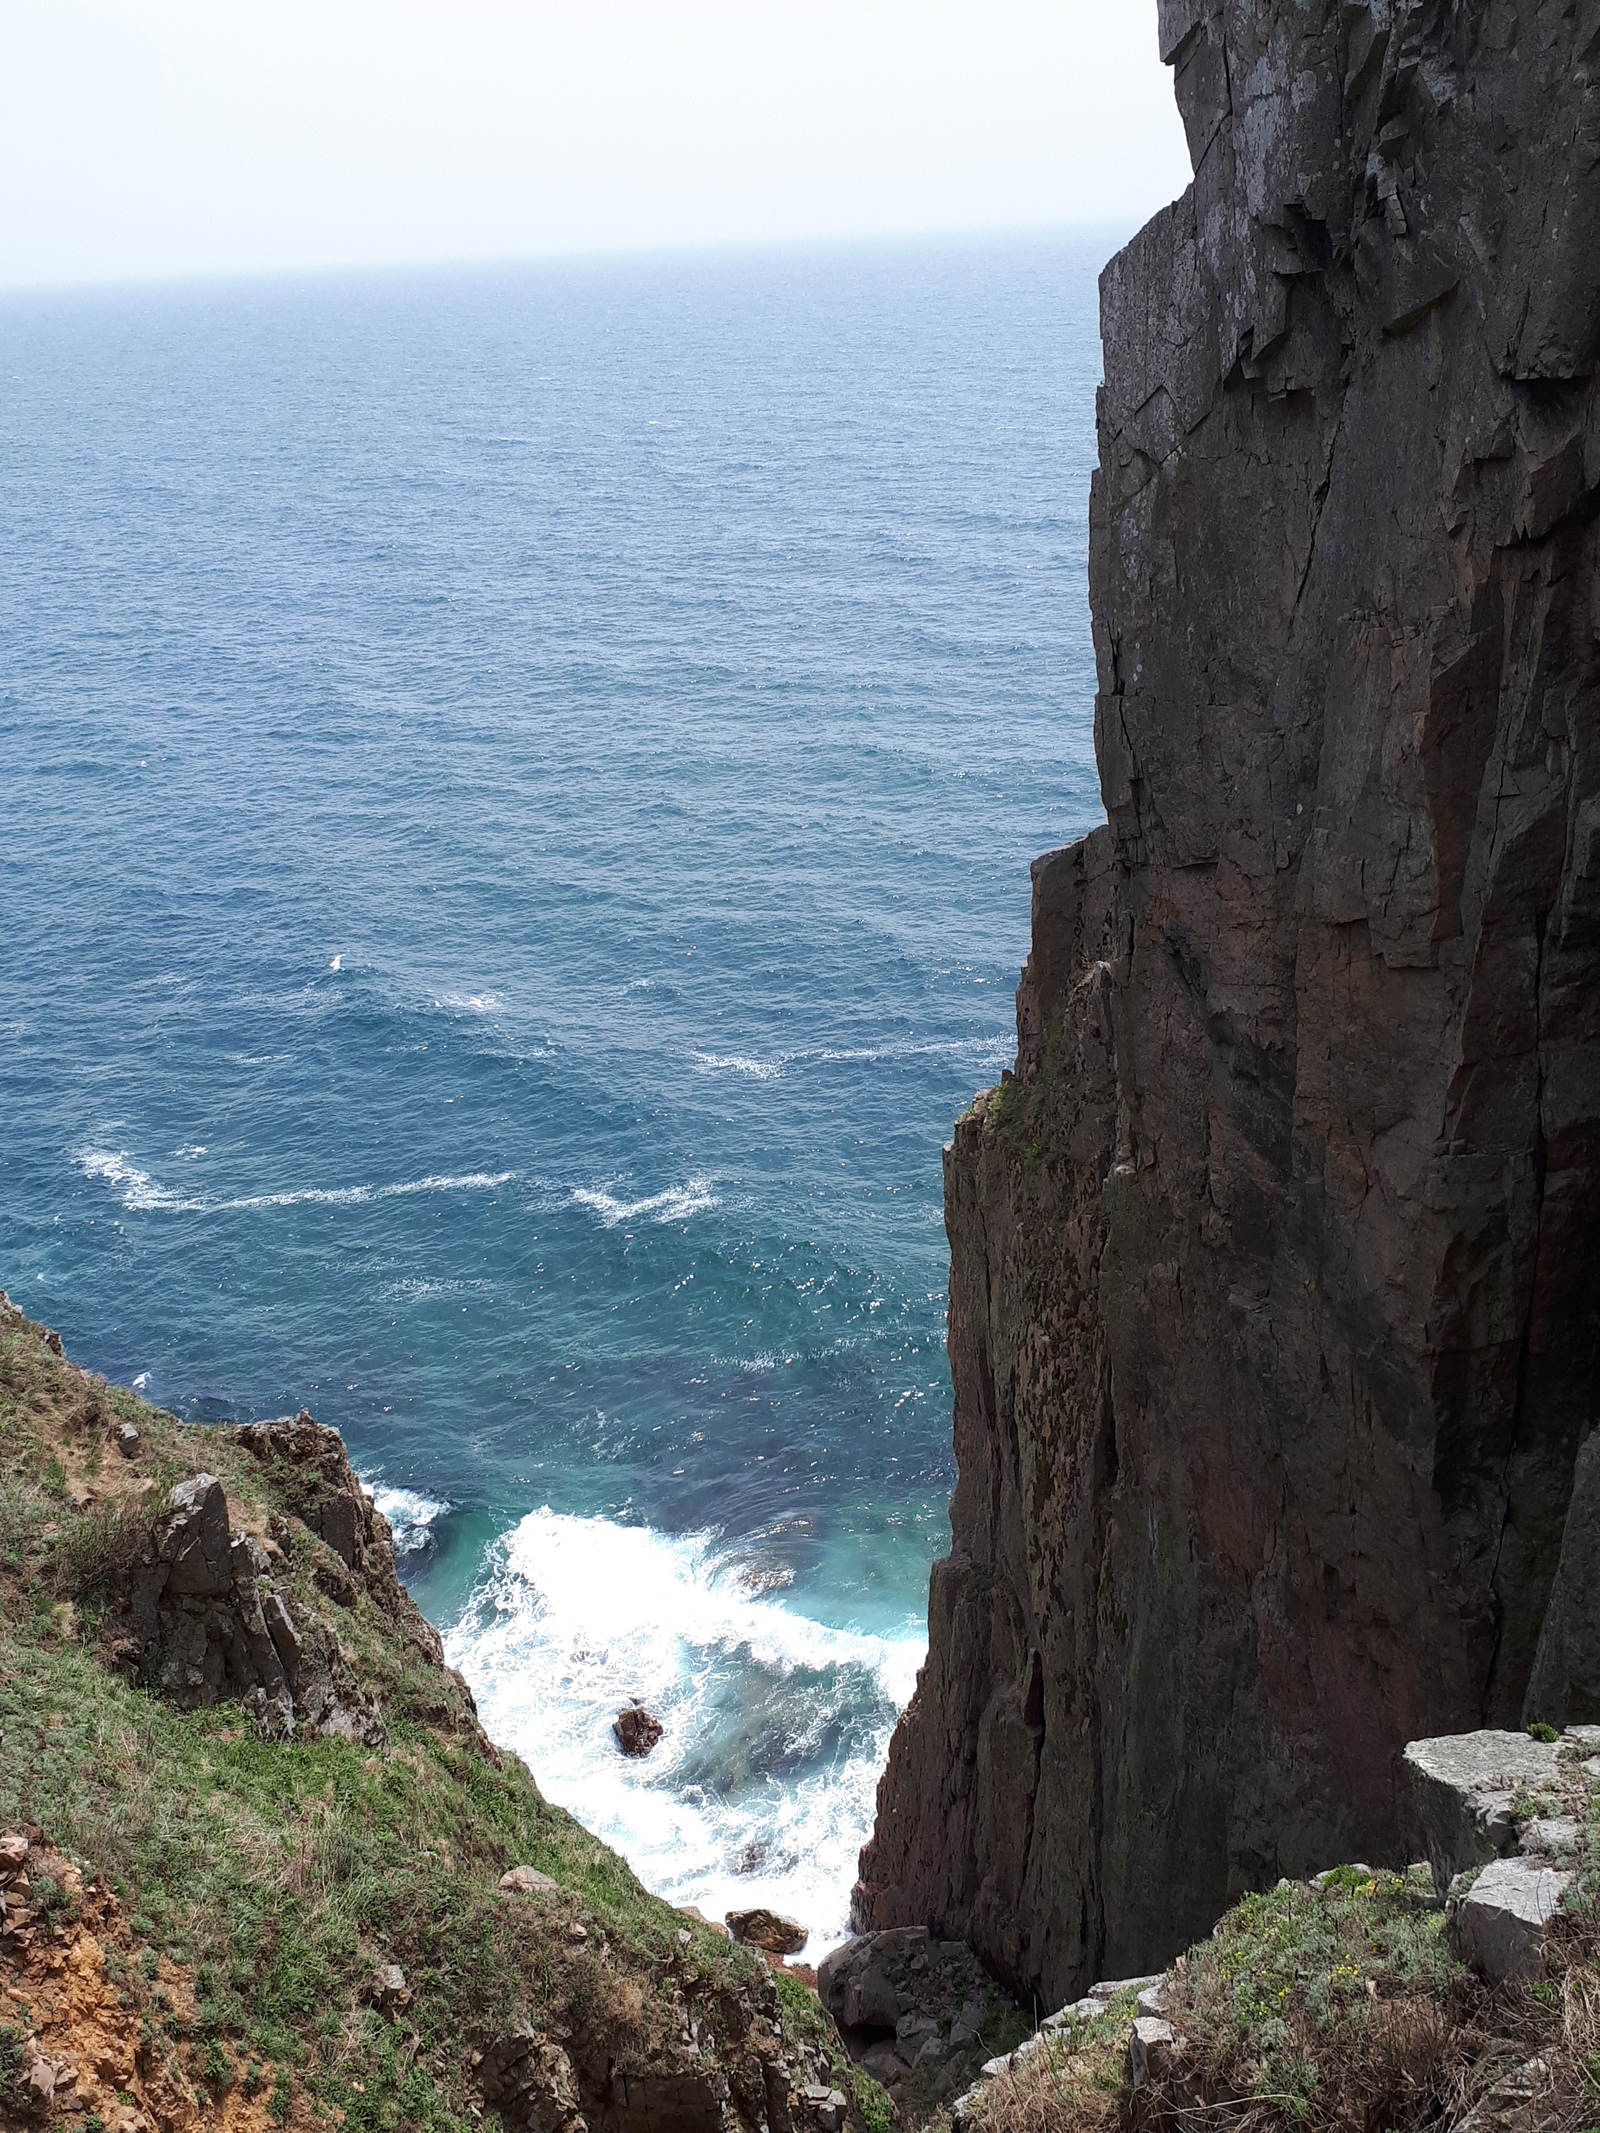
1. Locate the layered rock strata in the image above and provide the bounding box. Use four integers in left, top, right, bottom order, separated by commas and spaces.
857, 0, 1600, 2007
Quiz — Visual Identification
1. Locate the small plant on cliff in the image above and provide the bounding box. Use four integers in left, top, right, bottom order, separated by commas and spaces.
200, 2037, 235, 2094
0, 2024, 22, 2111
1530, 1721, 1561, 1744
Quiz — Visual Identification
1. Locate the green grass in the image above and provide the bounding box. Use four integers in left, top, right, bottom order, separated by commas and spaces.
0, 1292, 869, 2133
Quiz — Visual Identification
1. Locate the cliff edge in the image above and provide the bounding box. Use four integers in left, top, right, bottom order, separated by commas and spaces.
0, 1294, 881, 2133
856, 0, 1600, 2009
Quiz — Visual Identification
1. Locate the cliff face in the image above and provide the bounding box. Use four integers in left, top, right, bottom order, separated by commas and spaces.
856, 0, 1600, 2008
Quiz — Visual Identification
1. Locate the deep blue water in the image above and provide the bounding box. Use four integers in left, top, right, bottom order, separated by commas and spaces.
0, 233, 1110, 1945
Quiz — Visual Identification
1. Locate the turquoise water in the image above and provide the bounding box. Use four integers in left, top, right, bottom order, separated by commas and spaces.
0, 233, 1109, 1947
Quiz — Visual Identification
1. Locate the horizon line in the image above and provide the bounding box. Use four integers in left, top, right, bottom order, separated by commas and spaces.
0, 209, 1159, 307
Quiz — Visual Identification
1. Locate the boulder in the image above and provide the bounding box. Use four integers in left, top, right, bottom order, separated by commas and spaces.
858, 2041, 905, 2087
115, 1422, 140, 1458
795, 2085, 847, 2133
1447, 1858, 1572, 1984
156, 1475, 233, 1596
725, 1907, 806, 1956
1518, 1817, 1581, 1857
1402, 1732, 1561, 1898
1128, 2017, 1178, 2092
500, 1866, 559, 1896
372, 1962, 409, 2015
817, 1927, 1024, 2101
611, 2067, 725, 2133
614, 1704, 664, 1758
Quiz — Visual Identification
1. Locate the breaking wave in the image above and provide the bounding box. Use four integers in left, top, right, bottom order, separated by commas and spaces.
444, 1508, 924, 1954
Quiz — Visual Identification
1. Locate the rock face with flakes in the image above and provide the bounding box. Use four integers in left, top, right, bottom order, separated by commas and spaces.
856, 1, 1600, 2008
120, 1415, 480, 1752
1525, 1429, 1600, 1727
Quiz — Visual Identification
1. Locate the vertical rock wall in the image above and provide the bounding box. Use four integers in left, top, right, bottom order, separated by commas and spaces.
856, 0, 1600, 2009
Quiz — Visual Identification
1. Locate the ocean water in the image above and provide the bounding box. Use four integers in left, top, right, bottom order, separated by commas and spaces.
0, 233, 1110, 1950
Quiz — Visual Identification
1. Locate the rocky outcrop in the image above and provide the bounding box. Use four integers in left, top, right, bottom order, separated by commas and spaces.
484, 1956, 854, 2133
117, 1413, 466, 1750
237, 1411, 445, 1662
857, 0, 1600, 2007
1402, 1728, 1561, 1896
122, 1468, 387, 1746
815, 1928, 1022, 2111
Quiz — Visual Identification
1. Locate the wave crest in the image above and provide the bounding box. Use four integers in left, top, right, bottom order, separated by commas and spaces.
570, 1177, 718, 1228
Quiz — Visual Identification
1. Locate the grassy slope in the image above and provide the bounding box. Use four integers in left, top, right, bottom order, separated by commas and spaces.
0, 1292, 887, 2133
963, 1822, 1600, 2131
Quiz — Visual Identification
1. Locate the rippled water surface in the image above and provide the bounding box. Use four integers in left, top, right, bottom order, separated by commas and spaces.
0, 234, 1110, 1946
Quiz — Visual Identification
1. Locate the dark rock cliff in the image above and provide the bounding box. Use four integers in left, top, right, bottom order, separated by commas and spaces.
855, 0, 1600, 2010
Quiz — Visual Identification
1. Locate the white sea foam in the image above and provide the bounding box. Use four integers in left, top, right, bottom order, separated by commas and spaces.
440, 992, 505, 1016
380, 1276, 494, 1303
367, 1482, 451, 1556
77, 1148, 515, 1217
221, 1170, 515, 1212
692, 1052, 782, 1081
446, 1510, 924, 1952
571, 1177, 718, 1229
77, 1148, 203, 1214
679, 1034, 1013, 1081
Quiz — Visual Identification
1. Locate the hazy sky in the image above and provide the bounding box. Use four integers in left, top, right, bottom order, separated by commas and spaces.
0, 3, 1191, 291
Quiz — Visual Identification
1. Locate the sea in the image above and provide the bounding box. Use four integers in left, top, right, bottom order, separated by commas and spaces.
0, 231, 1112, 1953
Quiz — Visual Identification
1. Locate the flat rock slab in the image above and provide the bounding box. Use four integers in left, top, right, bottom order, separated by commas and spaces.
1518, 1817, 1581, 1856
1403, 1732, 1560, 1897
1448, 1858, 1572, 1984
1454, 2055, 1556, 2133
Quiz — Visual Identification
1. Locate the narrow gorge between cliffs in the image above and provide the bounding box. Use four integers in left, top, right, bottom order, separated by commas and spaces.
854, 0, 1600, 2012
